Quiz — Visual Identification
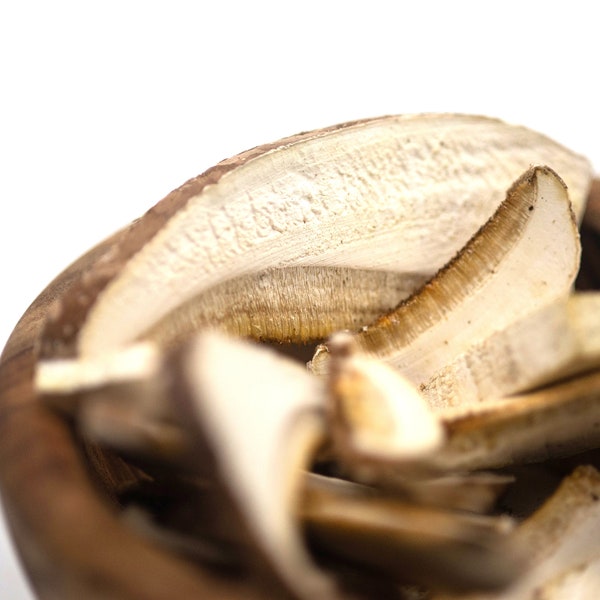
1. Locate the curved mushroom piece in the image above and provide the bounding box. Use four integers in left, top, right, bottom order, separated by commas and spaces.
161, 332, 338, 599
71, 116, 591, 357
311, 167, 581, 382
300, 473, 525, 593
429, 370, 600, 472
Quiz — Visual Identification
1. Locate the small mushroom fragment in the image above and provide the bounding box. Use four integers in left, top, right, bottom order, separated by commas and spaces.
432, 465, 600, 600
36, 343, 187, 461
325, 331, 443, 477
428, 370, 600, 472
422, 292, 600, 408
36, 341, 160, 398
300, 473, 525, 593
311, 166, 581, 385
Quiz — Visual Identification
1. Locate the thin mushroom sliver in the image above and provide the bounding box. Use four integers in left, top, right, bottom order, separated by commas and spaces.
311, 167, 581, 384
429, 370, 600, 472
422, 292, 600, 408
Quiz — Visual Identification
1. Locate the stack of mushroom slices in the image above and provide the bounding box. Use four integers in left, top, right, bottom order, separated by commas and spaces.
38, 169, 600, 597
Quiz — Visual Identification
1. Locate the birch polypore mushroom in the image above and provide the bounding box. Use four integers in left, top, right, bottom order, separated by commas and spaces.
311, 166, 581, 382
2, 114, 599, 600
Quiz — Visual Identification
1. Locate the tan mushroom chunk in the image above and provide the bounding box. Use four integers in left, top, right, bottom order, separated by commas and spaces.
423, 292, 600, 408
325, 331, 443, 477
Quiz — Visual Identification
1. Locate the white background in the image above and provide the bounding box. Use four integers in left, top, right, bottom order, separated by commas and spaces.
1, 1, 599, 597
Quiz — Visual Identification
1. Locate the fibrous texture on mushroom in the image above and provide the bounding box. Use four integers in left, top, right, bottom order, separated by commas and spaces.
2, 114, 600, 600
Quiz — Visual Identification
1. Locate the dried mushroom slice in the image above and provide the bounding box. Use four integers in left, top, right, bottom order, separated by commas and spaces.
423, 292, 600, 408
73, 116, 592, 357
326, 332, 443, 476
36, 342, 160, 398
36, 343, 185, 462
165, 332, 338, 599
300, 473, 525, 593
428, 370, 600, 472
312, 167, 581, 382
433, 466, 600, 600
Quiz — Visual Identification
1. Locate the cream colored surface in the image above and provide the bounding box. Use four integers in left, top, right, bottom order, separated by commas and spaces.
79, 117, 591, 356
423, 293, 600, 407
313, 168, 581, 381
